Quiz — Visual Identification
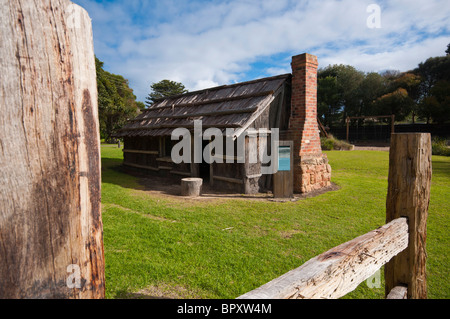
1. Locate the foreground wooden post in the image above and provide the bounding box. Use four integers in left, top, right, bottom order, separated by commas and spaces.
0, 0, 105, 298
385, 133, 431, 299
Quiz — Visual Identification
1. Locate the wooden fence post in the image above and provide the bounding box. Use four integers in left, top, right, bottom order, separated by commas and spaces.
346, 117, 350, 142
385, 133, 432, 299
0, 0, 105, 298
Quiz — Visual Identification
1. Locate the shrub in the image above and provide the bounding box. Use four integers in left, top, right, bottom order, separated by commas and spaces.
321, 137, 335, 150
321, 134, 354, 151
432, 137, 450, 156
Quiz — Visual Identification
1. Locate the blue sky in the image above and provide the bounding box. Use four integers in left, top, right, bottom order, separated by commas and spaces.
71, 0, 450, 102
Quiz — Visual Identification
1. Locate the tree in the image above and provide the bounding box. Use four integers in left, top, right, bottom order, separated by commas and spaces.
96, 57, 140, 142
357, 72, 389, 116
414, 55, 450, 100
318, 65, 365, 126
413, 54, 450, 123
317, 76, 340, 127
136, 101, 146, 110
418, 81, 450, 124
373, 88, 414, 122
317, 46, 450, 127
387, 72, 421, 123
145, 79, 188, 107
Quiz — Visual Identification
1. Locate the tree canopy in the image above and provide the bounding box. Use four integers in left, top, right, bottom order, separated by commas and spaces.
317, 44, 450, 126
145, 79, 188, 107
96, 57, 142, 142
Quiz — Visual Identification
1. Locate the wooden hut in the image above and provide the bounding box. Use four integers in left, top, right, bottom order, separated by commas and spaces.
116, 53, 332, 194
116, 74, 291, 194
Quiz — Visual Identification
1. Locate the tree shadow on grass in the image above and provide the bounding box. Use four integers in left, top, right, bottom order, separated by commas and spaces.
431, 159, 450, 179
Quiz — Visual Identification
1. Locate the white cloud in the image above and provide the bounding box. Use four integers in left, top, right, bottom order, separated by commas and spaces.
73, 0, 450, 102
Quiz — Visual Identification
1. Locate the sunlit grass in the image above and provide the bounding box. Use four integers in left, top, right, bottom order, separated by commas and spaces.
100, 145, 449, 299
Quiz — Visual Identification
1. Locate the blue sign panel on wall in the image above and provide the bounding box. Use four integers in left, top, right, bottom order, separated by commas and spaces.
278, 146, 291, 171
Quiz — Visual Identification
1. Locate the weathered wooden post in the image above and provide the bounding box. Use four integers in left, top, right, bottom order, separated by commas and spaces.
390, 114, 395, 135
346, 117, 350, 142
181, 178, 203, 197
0, 0, 105, 298
385, 133, 431, 299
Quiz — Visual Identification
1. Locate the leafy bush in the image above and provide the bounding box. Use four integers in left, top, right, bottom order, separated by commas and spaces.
320, 137, 335, 150
432, 137, 450, 156
321, 134, 354, 151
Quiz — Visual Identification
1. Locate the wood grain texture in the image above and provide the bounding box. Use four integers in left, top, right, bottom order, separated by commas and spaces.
385, 133, 431, 299
0, 0, 104, 298
386, 285, 408, 299
181, 178, 203, 197
237, 218, 408, 299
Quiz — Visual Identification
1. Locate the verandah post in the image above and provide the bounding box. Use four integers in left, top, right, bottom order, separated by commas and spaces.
385, 133, 432, 299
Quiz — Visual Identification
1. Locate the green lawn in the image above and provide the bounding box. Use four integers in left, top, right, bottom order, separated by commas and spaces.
100, 145, 449, 299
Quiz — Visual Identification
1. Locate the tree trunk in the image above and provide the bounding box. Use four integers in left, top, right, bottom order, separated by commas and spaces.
0, 0, 105, 298
181, 178, 203, 197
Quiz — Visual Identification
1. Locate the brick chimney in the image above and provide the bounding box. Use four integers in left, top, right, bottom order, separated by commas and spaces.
288, 53, 331, 193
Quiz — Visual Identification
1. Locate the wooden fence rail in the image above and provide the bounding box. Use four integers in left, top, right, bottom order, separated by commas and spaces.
238, 133, 431, 299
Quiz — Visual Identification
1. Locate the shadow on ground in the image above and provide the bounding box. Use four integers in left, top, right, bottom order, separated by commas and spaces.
102, 157, 340, 202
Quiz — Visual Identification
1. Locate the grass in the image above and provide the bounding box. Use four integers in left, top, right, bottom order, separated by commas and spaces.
100, 145, 449, 299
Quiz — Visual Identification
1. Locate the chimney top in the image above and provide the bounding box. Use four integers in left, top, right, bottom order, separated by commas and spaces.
291, 53, 318, 67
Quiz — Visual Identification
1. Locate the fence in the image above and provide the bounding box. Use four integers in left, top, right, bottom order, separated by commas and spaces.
238, 133, 431, 299
331, 123, 450, 143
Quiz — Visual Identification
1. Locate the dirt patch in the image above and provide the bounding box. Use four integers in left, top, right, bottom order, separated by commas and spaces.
103, 203, 177, 223
125, 283, 206, 299
279, 229, 306, 239
352, 142, 390, 152
119, 166, 340, 203
353, 146, 390, 151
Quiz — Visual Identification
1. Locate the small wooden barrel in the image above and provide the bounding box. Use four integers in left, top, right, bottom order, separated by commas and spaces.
181, 178, 203, 197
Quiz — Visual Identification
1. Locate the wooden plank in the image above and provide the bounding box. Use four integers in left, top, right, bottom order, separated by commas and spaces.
317, 117, 328, 138
212, 154, 245, 162
385, 133, 431, 299
0, 0, 104, 298
156, 157, 174, 163
386, 285, 408, 299
237, 218, 408, 299
246, 173, 262, 179
213, 175, 243, 184
133, 106, 258, 120
125, 123, 241, 130
123, 149, 159, 155
170, 170, 191, 177
124, 162, 159, 171
146, 90, 275, 111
